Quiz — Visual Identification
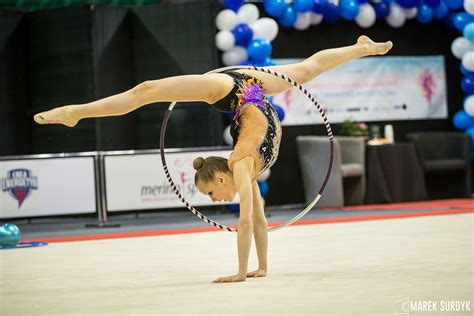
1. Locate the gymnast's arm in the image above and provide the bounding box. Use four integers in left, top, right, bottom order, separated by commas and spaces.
232, 157, 255, 278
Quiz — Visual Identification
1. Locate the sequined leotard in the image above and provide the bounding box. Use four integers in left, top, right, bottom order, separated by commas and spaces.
212, 71, 282, 180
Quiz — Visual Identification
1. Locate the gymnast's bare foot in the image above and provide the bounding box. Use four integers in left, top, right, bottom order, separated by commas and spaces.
247, 268, 267, 278
34, 106, 79, 127
357, 35, 393, 56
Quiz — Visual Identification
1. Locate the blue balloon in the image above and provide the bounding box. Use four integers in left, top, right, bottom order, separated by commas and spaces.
322, 2, 340, 22
433, 2, 449, 20
257, 180, 269, 197
313, 0, 328, 14
278, 5, 298, 27
224, 0, 244, 12
444, 12, 456, 31
274, 104, 286, 121
460, 63, 474, 76
397, 0, 418, 8
453, 12, 474, 31
357, 0, 369, 3
374, 1, 390, 19
462, 74, 474, 94
264, 0, 288, 17
453, 110, 474, 130
467, 126, 474, 144
293, 0, 314, 12
247, 39, 272, 62
416, 5, 433, 24
232, 23, 253, 46
464, 23, 474, 43
424, 0, 440, 7
255, 57, 275, 67
445, 0, 463, 10
0, 223, 21, 246
228, 203, 240, 213
340, 0, 359, 20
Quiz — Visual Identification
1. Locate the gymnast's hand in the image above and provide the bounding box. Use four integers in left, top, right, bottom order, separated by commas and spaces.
212, 273, 247, 283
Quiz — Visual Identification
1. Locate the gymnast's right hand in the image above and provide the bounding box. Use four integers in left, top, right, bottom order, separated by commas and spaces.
34, 106, 79, 127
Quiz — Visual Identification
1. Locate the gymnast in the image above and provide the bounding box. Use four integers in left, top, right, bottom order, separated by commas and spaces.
34, 36, 392, 283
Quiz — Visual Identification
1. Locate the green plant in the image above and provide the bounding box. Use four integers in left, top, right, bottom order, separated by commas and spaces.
339, 119, 369, 137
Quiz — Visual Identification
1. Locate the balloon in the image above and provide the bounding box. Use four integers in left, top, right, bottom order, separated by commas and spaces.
232, 23, 253, 46
386, 3, 406, 28
453, 12, 474, 32
340, 0, 360, 20
433, 2, 449, 20
216, 10, 239, 31
445, 0, 463, 10
461, 63, 474, 75
274, 104, 285, 121
464, 95, 474, 116
279, 5, 298, 27
453, 110, 474, 130
424, 0, 440, 7
0, 224, 21, 246
228, 203, 239, 213
251, 18, 279, 42
322, 2, 341, 22
258, 169, 271, 181
222, 46, 248, 66
464, 23, 474, 42
465, 0, 474, 15
374, 1, 390, 19
224, 0, 244, 12
463, 51, 474, 72
466, 127, 474, 149
247, 39, 272, 62
215, 31, 235, 51
310, 12, 324, 24
416, 5, 433, 24
358, 0, 369, 3
294, 12, 312, 30
404, 7, 418, 19
254, 57, 275, 66
257, 180, 269, 197
461, 74, 474, 94
313, 0, 328, 14
397, 0, 418, 8
293, 0, 314, 12
264, 0, 287, 17
451, 37, 474, 59
237, 4, 260, 24
223, 125, 233, 145
356, 3, 376, 27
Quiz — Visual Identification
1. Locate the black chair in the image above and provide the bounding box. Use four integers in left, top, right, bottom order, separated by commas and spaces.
406, 132, 472, 199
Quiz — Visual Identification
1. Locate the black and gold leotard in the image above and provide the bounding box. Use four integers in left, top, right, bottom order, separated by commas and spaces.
212, 71, 282, 180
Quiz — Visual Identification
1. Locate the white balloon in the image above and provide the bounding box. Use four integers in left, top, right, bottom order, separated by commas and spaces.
464, 0, 474, 15
462, 51, 474, 72
310, 12, 324, 25
215, 31, 235, 52
386, 3, 406, 28
293, 12, 312, 30
451, 37, 474, 60
222, 46, 248, 66
223, 125, 233, 146
403, 7, 417, 19
237, 4, 260, 24
258, 169, 271, 181
251, 17, 279, 42
464, 95, 474, 116
215, 9, 239, 31
355, 4, 376, 28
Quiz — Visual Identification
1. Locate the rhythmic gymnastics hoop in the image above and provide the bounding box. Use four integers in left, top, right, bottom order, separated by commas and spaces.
160, 65, 334, 233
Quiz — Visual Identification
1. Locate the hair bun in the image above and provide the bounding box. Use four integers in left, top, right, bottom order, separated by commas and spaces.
193, 157, 205, 170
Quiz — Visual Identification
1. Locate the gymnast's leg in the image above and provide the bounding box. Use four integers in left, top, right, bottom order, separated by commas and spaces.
239, 35, 393, 96
34, 74, 234, 127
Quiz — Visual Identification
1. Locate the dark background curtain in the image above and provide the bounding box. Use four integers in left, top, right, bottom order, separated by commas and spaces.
0, 1, 466, 206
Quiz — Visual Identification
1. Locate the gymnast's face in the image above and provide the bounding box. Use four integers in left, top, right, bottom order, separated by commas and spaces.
196, 172, 236, 203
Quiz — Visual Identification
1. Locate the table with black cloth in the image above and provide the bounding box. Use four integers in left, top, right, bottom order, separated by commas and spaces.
365, 143, 427, 204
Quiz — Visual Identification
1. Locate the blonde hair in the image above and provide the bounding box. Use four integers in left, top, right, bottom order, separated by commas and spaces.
193, 156, 229, 184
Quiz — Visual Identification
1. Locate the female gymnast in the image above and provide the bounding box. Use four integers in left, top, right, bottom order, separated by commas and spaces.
34, 35, 392, 283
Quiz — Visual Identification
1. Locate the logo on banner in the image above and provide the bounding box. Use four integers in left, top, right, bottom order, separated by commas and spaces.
2, 169, 39, 207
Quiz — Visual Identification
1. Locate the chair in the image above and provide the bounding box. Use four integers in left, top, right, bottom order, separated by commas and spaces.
406, 132, 472, 199
296, 136, 365, 208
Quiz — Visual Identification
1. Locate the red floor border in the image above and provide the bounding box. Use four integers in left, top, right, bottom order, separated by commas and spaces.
28, 208, 473, 244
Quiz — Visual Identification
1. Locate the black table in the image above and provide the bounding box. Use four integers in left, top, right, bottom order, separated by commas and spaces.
365, 143, 427, 204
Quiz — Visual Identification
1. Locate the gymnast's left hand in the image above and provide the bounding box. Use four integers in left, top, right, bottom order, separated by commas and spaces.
212, 273, 246, 283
